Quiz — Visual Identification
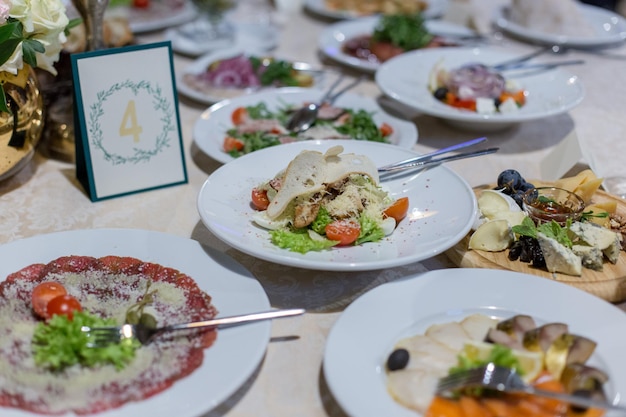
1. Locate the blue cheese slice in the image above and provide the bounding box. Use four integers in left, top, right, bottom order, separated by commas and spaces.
571, 244, 604, 271
536, 232, 582, 276
569, 222, 622, 264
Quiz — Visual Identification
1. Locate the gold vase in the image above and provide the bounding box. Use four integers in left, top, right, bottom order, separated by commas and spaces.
0, 65, 44, 181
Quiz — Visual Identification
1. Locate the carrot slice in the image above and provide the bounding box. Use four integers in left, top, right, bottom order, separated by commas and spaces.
459, 396, 495, 417
424, 396, 464, 417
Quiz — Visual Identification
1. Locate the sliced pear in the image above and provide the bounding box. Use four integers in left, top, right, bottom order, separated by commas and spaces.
468, 219, 514, 251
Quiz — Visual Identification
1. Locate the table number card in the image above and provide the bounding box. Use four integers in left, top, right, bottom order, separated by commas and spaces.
71, 42, 187, 202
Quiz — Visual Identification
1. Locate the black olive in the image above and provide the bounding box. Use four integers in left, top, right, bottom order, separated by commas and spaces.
433, 87, 448, 101
494, 97, 502, 109
386, 348, 410, 371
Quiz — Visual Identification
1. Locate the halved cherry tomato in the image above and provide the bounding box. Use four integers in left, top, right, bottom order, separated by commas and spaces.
383, 197, 409, 222
31, 281, 67, 319
133, 0, 150, 8
379, 122, 394, 137
46, 294, 83, 320
325, 220, 360, 245
251, 188, 270, 210
231, 107, 248, 125
223, 136, 244, 152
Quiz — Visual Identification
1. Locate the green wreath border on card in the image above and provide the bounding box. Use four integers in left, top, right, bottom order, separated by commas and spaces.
88, 80, 174, 165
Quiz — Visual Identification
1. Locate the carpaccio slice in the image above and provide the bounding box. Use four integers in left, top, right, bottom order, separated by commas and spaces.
0, 255, 218, 415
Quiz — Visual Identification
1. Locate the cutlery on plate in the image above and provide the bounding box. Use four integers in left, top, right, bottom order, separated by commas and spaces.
378, 136, 487, 171
489, 46, 554, 71
82, 308, 305, 346
285, 75, 364, 134
499, 59, 585, 72
378, 147, 499, 175
436, 363, 626, 412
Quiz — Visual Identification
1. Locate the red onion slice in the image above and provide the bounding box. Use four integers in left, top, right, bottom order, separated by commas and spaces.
445, 63, 505, 100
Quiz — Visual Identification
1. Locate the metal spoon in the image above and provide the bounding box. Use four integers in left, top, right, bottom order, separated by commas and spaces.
286, 76, 364, 134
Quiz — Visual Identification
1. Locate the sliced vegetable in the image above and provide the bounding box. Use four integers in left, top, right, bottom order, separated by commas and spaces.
251, 188, 270, 211
325, 220, 360, 245
223, 136, 244, 152
231, 107, 248, 125
383, 197, 409, 222
46, 294, 83, 320
31, 281, 67, 319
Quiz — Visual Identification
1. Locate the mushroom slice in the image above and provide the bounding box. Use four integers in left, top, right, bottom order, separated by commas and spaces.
561, 362, 608, 394
523, 322, 569, 352
545, 334, 597, 379
484, 328, 524, 351
496, 314, 537, 341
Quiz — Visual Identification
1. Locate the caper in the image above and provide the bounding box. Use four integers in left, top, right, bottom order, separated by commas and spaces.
386, 348, 410, 371
433, 87, 448, 101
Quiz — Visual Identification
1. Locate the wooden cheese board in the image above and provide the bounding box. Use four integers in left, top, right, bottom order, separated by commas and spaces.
445, 185, 626, 303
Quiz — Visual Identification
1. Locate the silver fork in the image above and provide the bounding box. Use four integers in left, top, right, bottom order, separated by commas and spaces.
81, 308, 305, 346
436, 363, 626, 412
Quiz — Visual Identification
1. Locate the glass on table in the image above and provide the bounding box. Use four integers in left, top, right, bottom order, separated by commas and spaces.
176, 0, 236, 48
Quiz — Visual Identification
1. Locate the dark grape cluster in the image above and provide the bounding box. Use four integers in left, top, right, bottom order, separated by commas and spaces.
508, 236, 546, 268
495, 169, 535, 209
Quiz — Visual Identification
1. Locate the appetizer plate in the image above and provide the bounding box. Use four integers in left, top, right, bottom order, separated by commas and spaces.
447, 186, 626, 303
324, 268, 626, 417
0, 229, 271, 417
197, 139, 477, 271
178, 48, 325, 105
193, 87, 419, 164
106, 0, 196, 33
376, 46, 585, 131
494, 3, 626, 49
318, 16, 476, 73
304, 0, 447, 20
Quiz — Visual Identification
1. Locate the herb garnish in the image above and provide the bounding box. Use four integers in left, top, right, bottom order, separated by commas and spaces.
372, 13, 433, 51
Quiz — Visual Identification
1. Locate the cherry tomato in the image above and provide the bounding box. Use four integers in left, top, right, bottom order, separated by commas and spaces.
223, 136, 244, 152
325, 220, 360, 245
31, 281, 67, 319
133, 0, 150, 8
231, 107, 248, 125
379, 122, 394, 137
251, 188, 270, 210
383, 197, 409, 223
46, 294, 83, 320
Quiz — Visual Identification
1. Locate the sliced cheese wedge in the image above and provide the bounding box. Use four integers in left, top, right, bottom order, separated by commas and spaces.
536, 232, 582, 276
468, 219, 514, 251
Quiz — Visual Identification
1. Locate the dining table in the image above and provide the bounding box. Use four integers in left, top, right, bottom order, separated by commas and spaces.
1, 0, 626, 416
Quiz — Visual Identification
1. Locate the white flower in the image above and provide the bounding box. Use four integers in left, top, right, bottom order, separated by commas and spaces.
0, 47, 23, 75
0, 0, 10, 23
30, 0, 69, 34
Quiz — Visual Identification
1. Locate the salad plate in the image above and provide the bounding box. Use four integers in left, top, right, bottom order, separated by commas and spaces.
178, 48, 325, 105
0, 229, 271, 417
375, 46, 585, 131
494, 3, 626, 49
304, 0, 447, 20
318, 16, 476, 73
193, 87, 419, 164
197, 140, 476, 271
323, 268, 626, 417
106, 0, 196, 33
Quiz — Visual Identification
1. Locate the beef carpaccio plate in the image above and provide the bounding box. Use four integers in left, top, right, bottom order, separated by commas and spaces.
0, 255, 217, 415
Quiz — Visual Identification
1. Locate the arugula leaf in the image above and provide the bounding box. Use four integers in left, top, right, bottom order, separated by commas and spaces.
371, 13, 433, 51
32, 311, 140, 371
334, 109, 388, 143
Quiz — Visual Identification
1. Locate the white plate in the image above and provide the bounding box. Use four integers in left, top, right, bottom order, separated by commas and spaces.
494, 3, 626, 49
106, 0, 196, 33
165, 21, 279, 57
193, 87, 419, 164
197, 140, 476, 271
376, 46, 585, 131
324, 268, 626, 417
178, 48, 325, 105
305, 0, 447, 20
319, 16, 476, 73
0, 229, 271, 417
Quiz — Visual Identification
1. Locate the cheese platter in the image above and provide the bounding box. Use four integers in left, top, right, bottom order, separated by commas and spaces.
446, 171, 626, 303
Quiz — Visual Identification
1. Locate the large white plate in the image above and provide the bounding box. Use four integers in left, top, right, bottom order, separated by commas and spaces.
193, 87, 419, 164
494, 3, 626, 49
178, 48, 325, 105
106, 0, 196, 33
319, 16, 476, 73
324, 268, 626, 417
197, 140, 477, 271
376, 46, 585, 131
305, 0, 447, 20
0, 229, 271, 417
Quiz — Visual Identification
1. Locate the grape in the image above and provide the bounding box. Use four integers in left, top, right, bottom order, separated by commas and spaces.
497, 169, 524, 192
